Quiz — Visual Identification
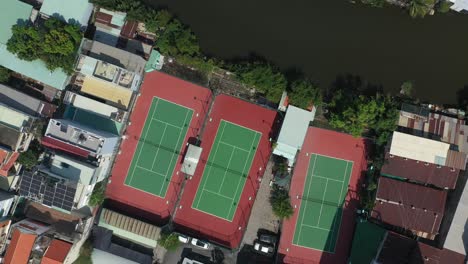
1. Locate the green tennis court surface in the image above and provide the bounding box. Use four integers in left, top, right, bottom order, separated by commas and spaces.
192, 120, 261, 221
293, 154, 353, 252
125, 97, 193, 197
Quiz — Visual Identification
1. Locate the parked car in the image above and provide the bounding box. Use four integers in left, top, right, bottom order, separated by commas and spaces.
178, 234, 191, 243
259, 234, 277, 247
191, 238, 211, 250
253, 240, 275, 257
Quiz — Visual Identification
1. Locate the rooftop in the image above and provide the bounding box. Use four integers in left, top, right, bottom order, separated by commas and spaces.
0, 103, 32, 130
349, 221, 387, 264
80, 76, 132, 109
39, 0, 93, 27
0, 84, 56, 117
390, 131, 450, 166
381, 152, 460, 189
41, 239, 72, 264
0, 150, 19, 177
0, 124, 21, 150
63, 104, 123, 135
4, 229, 36, 264
372, 177, 447, 237
0, 0, 69, 90
378, 231, 465, 264
45, 119, 110, 153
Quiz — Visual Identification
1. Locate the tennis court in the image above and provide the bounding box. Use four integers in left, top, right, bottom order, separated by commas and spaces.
192, 120, 261, 221
293, 153, 353, 252
125, 97, 193, 197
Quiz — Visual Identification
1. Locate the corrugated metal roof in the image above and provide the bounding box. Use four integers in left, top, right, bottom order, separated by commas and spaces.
0, 103, 31, 129
0, 0, 32, 44
80, 76, 132, 109
64, 92, 120, 118
381, 153, 460, 189
99, 208, 160, 248
445, 150, 467, 171
40, 0, 93, 27
0, 84, 56, 117
372, 177, 447, 236
390, 132, 450, 166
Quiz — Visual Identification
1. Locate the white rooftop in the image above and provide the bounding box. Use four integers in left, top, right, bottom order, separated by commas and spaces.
389, 132, 450, 166
273, 105, 315, 164
450, 0, 468, 11
181, 144, 202, 176
0, 103, 31, 129
64, 91, 120, 119
443, 179, 468, 255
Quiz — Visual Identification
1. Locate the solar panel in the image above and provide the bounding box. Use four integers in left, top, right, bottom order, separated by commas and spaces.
19, 171, 77, 212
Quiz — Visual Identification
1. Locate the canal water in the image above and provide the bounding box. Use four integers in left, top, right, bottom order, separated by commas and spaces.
147, 0, 468, 104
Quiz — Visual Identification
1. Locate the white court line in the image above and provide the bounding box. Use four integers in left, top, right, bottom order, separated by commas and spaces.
150, 123, 167, 171
195, 121, 226, 208
296, 153, 318, 244
316, 179, 329, 226
127, 98, 159, 185
159, 108, 191, 196
301, 223, 331, 232
219, 141, 250, 153
311, 174, 344, 183
313, 152, 353, 163
203, 189, 234, 201
226, 130, 260, 219
151, 118, 184, 130
135, 165, 167, 178
217, 145, 236, 193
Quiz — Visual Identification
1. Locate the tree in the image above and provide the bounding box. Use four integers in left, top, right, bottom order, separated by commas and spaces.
408, 0, 435, 18
232, 62, 287, 102
7, 18, 82, 74
157, 232, 179, 251
157, 20, 200, 57
400, 81, 414, 97
0, 67, 11, 83
436, 0, 453, 13
270, 185, 294, 219
144, 9, 172, 32
361, 0, 386, 7
18, 140, 42, 170
88, 182, 106, 207
74, 237, 93, 264
288, 79, 322, 109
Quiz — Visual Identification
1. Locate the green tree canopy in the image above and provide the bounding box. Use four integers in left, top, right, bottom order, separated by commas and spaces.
408, 0, 435, 18
88, 182, 106, 207
157, 20, 200, 57
158, 232, 179, 251
270, 185, 294, 219
0, 67, 11, 83
288, 79, 322, 109
231, 62, 287, 102
7, 18, 82, 74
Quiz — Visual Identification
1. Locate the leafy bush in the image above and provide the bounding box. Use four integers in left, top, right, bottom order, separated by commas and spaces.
270, 185, 294, 219
408, 0, 435, 18
158, 232, 179, 251
74, 238, 93, 264
18, 140, 43, 170
288, 79, 322, 109
361, 0, 386, 7
436, 0, 453, 13
7, 18, 82, 74
0, 66, 11, 83
88, 182, 106, 207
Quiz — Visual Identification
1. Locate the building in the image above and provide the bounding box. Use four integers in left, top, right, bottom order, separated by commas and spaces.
390, 131, 467, 170
273, 105, 315, 166
39, 0, 93, 28
3, 229, 36, 264
0, 84, 57, 118
0, 191, 14, 218
381, 152, 460, 189
371, 177, 447, 239
0, 219, 12, 254
98, 208, 161, 248
93, 8, 153, 58
42, 119, 119, 160
19, 153, 109, 211
349, 220, 465, 264
449, 0, 468, 12
91, 249, 139, 264
0, 0, 70, 95
0, 103, 35, 187
41, 239, 73, 264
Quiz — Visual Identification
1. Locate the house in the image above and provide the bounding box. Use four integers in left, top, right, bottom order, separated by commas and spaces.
39, 0, 93, 28
0, 219, 12, 254
273, 105, 316, 166
98, 208, 161, 248
449, 0, 468, 12
3, 229, 36, 264
0, 103, 35, 188
93, 8, 153, 58
42, 119, 119, 159
381, 152, 460, 189
349, 220, 466, 264
41, 239, 73, 264
0, 84, 57, 118
19, 153, 109, 211
390, 131, 467, 170
0, 191, 14, 218
371, 177, 447, 240
0, 0, 70, 96
92, 249, 139, 264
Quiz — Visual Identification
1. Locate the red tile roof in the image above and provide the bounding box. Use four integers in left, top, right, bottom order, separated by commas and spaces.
41, 136, 90, 158
381, 153, 459, 189
4, 229, 36, 264
41, 239, 72, 264
371, 177, 447, 237
0, 150, 19, 177
378, 231, 465, 264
